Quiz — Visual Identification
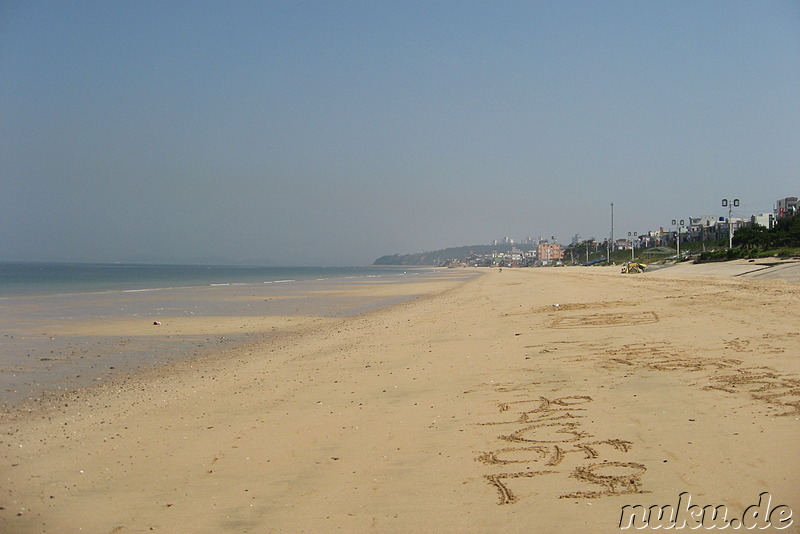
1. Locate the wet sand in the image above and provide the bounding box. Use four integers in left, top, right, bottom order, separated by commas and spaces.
0, 271, 458, 407
1, 265, 798, 532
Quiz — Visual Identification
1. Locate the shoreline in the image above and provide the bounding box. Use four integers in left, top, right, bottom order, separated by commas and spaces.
0, 263, 429, 299
1, 266, 798, 532
0, 269, 475, 410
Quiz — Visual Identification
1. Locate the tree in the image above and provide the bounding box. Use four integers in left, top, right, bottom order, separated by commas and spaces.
732, 215, 800, 250
732, 223, 769, 249
769, 215, 800, 248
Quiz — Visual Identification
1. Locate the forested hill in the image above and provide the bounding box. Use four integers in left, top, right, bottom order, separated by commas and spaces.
373, 244, 516, 265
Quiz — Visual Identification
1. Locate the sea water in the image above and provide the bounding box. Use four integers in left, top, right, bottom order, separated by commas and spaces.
0, 262, 416, 297
0, 262, 442, 407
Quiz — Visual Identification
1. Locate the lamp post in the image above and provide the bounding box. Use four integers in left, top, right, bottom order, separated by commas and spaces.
722, 199, 739, 249
628, 232, 637, 260
671, 219, 685, 260
608, 202, 614, 265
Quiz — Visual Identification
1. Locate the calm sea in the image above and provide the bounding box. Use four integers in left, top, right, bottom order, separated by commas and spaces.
0, 262, 416, 297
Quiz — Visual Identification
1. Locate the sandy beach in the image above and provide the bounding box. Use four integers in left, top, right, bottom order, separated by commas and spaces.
1, 264, 798, 533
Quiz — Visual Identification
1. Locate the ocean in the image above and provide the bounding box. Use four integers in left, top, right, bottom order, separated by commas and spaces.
0, 262, 417, 297
0, 262, 448, 408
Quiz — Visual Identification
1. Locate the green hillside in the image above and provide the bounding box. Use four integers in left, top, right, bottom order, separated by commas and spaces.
373, 244, 518, 265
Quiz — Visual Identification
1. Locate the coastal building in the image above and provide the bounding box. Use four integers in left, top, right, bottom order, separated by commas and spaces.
615, 238, 631, 250
509, 248, 525, 264
688, 216, 725, 241
753, 213, 776, 229
776, 197, 798, 219
537, 242, 563, 263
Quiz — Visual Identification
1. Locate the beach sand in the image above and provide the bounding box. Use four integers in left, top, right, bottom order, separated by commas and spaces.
1, 265, 798, 532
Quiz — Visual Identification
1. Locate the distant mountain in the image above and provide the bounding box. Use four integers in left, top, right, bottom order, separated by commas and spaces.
373, 244, 518, 265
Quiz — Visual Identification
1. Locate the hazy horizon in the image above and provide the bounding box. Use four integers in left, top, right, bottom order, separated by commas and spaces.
3, 1, 799, 266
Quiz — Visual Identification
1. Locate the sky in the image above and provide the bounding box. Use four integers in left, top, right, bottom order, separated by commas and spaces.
2, 1, 799, 266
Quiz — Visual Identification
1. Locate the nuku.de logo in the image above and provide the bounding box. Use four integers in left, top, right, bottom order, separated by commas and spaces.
619, 492, 793, 530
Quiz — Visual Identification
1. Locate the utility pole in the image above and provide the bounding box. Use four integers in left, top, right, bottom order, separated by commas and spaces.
722, 198, 739, 249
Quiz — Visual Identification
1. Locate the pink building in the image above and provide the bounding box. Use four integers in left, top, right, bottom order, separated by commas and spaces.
537, 243, 564, 261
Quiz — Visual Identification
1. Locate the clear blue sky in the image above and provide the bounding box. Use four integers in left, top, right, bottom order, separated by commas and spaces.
2, 1, 799, 265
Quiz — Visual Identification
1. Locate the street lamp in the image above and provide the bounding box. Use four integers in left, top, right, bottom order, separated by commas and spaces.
627, 232, 637, 260
671, 219, 685, 260
722, 198, 739, 249
608, 202, 614, 265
